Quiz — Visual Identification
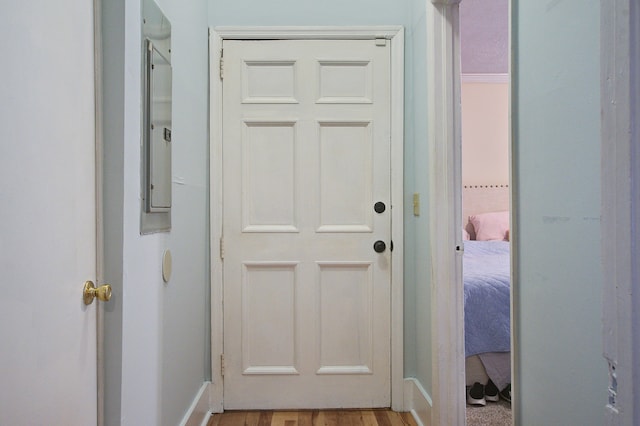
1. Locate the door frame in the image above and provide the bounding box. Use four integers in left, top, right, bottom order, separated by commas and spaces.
430, 1, 640, 425
426, 0, 518, 423
427, 0, 517, 424
209, 26, 405, 412
600, 0, 639, 424
425, 1, 468, 424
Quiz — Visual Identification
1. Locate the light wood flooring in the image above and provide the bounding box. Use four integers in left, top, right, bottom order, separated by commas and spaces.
207, 409, 418, 426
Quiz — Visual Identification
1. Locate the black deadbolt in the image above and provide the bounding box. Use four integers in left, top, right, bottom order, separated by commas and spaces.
374, 201, 386, 213
373, 240, 386, 253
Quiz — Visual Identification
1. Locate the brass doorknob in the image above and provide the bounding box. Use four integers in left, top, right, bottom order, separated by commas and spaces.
83, 281, 112, 305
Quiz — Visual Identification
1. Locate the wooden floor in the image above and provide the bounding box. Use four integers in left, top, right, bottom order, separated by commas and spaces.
207, 409, 418, 426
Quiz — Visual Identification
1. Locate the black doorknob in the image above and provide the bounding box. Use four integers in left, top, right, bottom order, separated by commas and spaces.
373, 240, 386, 253
374, 201, 386, 213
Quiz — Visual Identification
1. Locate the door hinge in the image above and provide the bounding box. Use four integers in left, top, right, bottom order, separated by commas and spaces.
220, 354, 226, 376
219, 236, 225, 260
219, 48, 224, 80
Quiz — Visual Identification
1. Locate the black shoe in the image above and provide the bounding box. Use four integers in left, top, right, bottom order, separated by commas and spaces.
467, 382, 486, 406
500, 384, 511, 403
485, 379, 499, 402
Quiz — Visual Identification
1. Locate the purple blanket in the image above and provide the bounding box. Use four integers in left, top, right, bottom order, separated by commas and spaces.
464, 241, 511, 357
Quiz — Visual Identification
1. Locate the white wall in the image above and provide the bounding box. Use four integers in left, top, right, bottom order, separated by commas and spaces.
208, 0, 408, 26
512, 1, 606, 423
102, 0, 210, 425
461, 82, 509, 186
155, 1, 210, 424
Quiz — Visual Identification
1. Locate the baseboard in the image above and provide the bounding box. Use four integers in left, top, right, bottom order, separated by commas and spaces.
403, 378, 432, 426
179, 381, 212, 426
182, 379, 430, 425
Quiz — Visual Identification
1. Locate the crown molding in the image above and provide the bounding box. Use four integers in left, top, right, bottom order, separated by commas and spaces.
431, 0, 462, 5
461, 73, 509, 83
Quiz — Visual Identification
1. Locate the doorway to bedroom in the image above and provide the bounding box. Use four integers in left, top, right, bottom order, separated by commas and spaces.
459, 1, 512, 424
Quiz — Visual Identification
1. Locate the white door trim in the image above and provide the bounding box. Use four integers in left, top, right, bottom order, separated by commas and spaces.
427, 1, 518, 424
209, 26, 405, 412
601, 0, 639, 424
425, 1, 467, 425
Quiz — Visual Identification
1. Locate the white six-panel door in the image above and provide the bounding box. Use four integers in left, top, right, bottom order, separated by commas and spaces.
222, 39, 391, 409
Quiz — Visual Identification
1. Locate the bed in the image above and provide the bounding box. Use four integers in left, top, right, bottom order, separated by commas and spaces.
462, 185, 511, 392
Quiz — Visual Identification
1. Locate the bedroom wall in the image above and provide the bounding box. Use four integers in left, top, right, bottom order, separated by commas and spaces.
511, 1, 606, 424
102, 0, 210, 424
459, 0, 509, 191
208, 0, 433, 397
461, 81, 509, 186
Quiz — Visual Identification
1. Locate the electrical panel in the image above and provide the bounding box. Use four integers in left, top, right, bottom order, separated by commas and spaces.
141, 0, 171, 233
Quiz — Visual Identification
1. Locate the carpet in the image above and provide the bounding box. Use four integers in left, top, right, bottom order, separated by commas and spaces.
466, 399, 512, 426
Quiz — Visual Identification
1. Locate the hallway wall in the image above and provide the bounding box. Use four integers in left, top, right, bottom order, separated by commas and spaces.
511, 1, 606, 423
102, 0, 210, 425
405, 0, 432, 394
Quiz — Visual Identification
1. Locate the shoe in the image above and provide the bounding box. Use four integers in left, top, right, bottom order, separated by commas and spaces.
500, 384, 511, 403
485, 379, 499, 402
467, 382, 486, 406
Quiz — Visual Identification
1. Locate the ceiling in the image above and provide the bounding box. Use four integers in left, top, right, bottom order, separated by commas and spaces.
460, 0, 509, 74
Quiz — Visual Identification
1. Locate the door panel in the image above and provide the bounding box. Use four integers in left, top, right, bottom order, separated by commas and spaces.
317, 262, 373, 374
242, 262, 299, 375
317, 60, 373, 103
0, 1, 97, 425
242, 121, 299, 232
223, 39, 391, 409
317, 121, 373, 232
